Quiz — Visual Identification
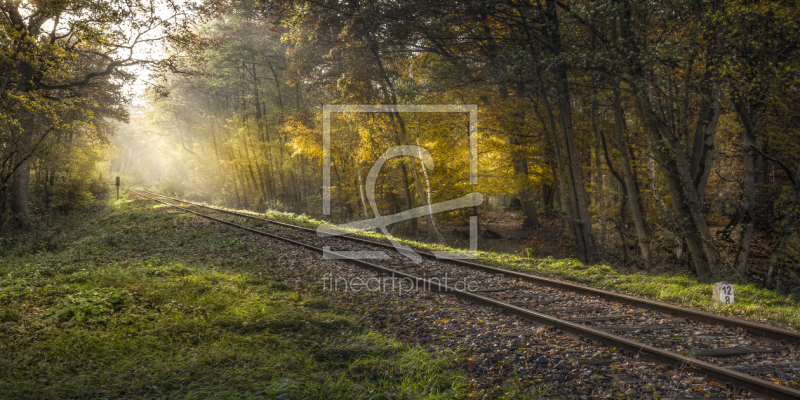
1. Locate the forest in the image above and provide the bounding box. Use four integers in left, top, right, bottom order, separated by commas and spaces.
3, 0, 800, 292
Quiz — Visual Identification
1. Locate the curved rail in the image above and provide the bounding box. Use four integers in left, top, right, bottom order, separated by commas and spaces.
132, 187, 800, 400
135, 188, 800, 343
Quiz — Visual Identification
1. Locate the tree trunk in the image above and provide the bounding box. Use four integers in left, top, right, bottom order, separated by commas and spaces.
237, 151, 253, 202
363, 29, 439, 240
511, 136, 541, 229
299, 156, 308, 202
333, 160, 345, 218
244, 134, 269, 201
391, 113, 440, 240
618, 3, 718, 277
544, 0, 595, 264
732, 96, 760, 278
399, 162, 418, 235
601, 128, 630, 266
591, 84, 607, 256
512, 84, 541, 229
266, 59, 284, 118
765, 162, 800, 289
415, 134, 443, 238
555, 73, 595, 265
648, 156, 670, 215
635, 95, 717, 277
612, 82, 652, 270
538, 89, 572, 239
689, 0, 723, 200
355, 156, 370, 218
10, 159, 30, 229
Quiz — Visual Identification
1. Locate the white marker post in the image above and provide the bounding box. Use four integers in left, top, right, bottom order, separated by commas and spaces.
713, 282, 734, 304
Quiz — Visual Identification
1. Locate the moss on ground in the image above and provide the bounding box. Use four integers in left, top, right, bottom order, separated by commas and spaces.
0, 193, 477, 399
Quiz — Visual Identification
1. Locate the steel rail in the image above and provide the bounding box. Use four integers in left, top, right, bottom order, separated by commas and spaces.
136, 188, 800, 344
132, 187, 800, 400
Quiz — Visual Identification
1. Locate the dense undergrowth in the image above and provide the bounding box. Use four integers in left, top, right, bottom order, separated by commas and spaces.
0, 193, 472, 399
202, 200, 800, 331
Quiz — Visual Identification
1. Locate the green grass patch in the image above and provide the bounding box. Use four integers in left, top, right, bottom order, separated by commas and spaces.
518, 258, 800, 330
0, 195, 468, 399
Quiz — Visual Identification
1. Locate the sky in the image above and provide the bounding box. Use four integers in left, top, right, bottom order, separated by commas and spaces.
124, 0, 202, 109
25, 0, 192, 108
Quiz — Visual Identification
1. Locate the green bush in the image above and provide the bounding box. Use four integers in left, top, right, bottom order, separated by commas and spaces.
44, 288, 133, 323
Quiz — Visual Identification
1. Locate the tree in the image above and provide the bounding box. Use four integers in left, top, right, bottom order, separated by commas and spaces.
723, 0, 800, 279
0, 0, 179, 227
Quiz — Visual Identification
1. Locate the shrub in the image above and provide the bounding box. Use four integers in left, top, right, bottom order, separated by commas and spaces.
44, 288, 133, 323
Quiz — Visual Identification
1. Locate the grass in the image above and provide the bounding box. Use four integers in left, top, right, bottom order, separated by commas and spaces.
196, 200, 800, 331
0, 194, 472, 399
513, 258, 800, 330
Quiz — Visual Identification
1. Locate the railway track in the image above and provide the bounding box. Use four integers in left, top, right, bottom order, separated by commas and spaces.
132, 188, 800, 400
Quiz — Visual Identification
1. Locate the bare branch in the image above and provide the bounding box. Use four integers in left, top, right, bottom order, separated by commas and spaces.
742, 144, 797, 185
37, 59, 141, 90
